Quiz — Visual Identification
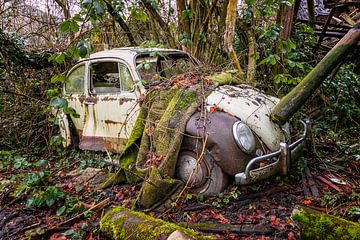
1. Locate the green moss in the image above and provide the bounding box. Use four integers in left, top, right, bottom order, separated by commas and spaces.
102, 71, 245, 208
100, 207, 127, 240
292, 209, 360, 240
100, 206, 214, 240
208, 70, 243, 86
138, 167, 183, 209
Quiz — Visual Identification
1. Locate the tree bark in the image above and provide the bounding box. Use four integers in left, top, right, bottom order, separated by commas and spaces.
103, 0, 137, 46
224, 0, 244, 73
53, 0, 71, 20
270, 22, 360, 125
246, 28, 256, 86
291, 206, 360, 240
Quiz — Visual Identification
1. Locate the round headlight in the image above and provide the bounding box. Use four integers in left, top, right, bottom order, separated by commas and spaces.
232, 121, 256, 154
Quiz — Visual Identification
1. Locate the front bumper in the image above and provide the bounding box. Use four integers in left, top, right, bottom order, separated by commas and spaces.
235, 120, 309, 185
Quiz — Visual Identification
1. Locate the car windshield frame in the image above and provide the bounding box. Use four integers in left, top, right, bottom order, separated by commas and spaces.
135, 51, 199, 86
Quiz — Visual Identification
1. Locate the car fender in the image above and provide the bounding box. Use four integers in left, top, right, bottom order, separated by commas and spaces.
206, 84, 289, 151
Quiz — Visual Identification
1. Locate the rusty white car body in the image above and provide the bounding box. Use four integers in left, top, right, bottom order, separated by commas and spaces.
59, 47, 306, 194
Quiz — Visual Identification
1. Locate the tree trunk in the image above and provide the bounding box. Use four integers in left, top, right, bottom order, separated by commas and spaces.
275, 2, 295, 74
100, 206, 214, 240
246, 28, 256, 86
270, 23, 360, 125
291, 206, 360, 240
224, 0, 244, 73
141, 0, 176, 48
103, 0, 137, 46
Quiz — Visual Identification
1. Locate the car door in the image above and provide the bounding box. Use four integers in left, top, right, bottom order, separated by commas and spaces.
79, 58, 140, 152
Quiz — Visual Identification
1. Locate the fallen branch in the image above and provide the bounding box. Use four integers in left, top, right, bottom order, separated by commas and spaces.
58, 198, 110, 227
237, 186, 286, 201
304, 161, 320, 197
36, 198, 111, 239
315, 176, 341, 192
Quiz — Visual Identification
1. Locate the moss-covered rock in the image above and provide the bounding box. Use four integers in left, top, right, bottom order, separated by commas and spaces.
291, 206, 360, 240
100, 206, 215, 240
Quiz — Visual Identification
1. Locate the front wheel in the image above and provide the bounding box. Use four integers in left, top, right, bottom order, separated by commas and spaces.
176, 137, 229, 195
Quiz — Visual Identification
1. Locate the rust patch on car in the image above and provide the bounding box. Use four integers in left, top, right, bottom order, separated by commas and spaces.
104, 120, 126, 125
84, 96, 98, 104
78, 95, 86, 103
119, 98, 134, 105
79, 136, 126, 153
101, 97, 118, 101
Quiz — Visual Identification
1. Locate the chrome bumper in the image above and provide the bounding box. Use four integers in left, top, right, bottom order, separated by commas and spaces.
235, 120, 309, 185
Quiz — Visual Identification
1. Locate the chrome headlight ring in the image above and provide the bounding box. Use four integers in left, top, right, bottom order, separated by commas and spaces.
232, 121, 256, 154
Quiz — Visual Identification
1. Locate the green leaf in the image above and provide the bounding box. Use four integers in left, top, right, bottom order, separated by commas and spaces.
35, 160, 47, 167
285, 59, 296, 68
51, 74, 65, 84
46, 198, 55, 206
59, 21, 71, 32
78, 46, 88, 58
81, 0, 92, 6
50, 135, 64, 146
69, 21, 80, 32
46, 88, 59, 98
180, 38, 192, 45
64, 229, 76, 236
63, 107, 80, 118
36, 227, 45, 235
287, 39, 296, 50
182, 9, 191, 19
48, 53, 58, 62
270, 56, 277, 65
14, 161, 22, 169
55, 53, 66, 64
93, 1, 104, 15
50, 97, 68, 108
56, 206, 66, 216
144, 63, 151, 70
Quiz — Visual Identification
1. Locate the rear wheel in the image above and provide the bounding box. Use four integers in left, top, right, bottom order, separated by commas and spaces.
176, 137, 229, 195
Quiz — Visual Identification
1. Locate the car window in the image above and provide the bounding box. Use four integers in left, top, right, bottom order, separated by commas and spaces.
136, 53, 197, 86
119, 64, 134, 91
65, 65, 85, 93
90, 61, 134, 94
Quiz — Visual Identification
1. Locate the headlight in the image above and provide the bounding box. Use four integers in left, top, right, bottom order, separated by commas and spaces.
232, 121, 256, 154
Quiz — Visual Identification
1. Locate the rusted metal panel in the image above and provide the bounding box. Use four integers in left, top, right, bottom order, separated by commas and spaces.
206, 84, 288, 151
79, 136, 127, 153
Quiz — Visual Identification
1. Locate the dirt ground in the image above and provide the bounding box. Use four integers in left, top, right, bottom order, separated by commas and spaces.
0, 135, 359, 240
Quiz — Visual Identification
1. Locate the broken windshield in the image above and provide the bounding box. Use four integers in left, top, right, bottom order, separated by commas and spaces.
135, 52, 198, 86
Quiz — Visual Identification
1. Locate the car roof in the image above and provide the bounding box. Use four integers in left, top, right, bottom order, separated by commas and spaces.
89, 47, 185, 59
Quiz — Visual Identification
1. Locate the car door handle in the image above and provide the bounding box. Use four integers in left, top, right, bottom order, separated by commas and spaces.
84, 101, 95, 105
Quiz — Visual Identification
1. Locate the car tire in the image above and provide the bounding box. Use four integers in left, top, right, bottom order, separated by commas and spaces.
176, 137, 229, 195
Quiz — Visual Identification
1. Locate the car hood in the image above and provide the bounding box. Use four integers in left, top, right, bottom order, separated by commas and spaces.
206, 85, 288, 151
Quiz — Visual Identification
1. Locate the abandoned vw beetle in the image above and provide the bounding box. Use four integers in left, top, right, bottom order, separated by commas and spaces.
58, 47, 306, 195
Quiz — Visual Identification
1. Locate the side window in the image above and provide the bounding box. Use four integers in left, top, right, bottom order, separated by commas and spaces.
90, 61, 134, 94
65, 65, 85, 93
119, 64, 134, 91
